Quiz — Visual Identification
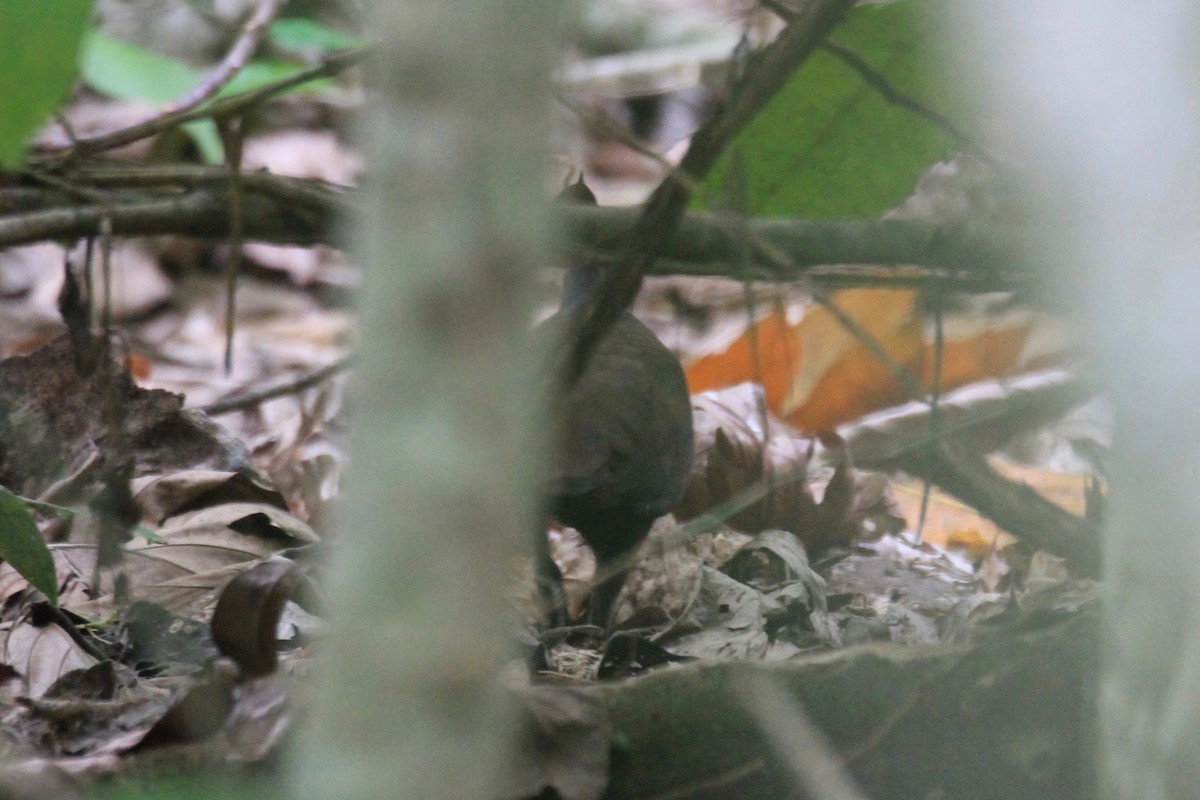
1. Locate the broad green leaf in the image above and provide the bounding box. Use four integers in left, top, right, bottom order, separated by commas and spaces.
81, 28, 203, 104
269, 18, 362, 53
81, 29, 323, 163
83, 28, 328, 105
0, 486, 58, 604
184, 120, 224, 164
0, 0, 91, 168
701, 0, 956, 218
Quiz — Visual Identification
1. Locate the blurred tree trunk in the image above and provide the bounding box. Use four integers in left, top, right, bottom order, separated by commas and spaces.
949, 4, 1200, 799
290, 2, 556, 798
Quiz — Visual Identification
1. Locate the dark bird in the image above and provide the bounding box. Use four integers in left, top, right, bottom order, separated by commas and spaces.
539, 260, 695, 628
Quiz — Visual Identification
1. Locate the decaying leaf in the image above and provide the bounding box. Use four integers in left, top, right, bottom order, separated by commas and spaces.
118, 601, 219, 677
131, 659, 239, 751
211, 559, 302, 678
676, 386, 901, 550
660, 566, 770, 661
132, 470, 288, 526
0, 336, 257, 500
0, 621, 95, 700
675, 387, 815, 533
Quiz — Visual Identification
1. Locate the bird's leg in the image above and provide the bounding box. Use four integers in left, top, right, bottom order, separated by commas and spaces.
532, 525, 570, 628
587, 563, 629, 630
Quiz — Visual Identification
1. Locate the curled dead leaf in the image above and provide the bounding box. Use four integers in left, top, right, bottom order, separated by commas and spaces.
211, 559, 302, 678
677, 387, 898, 550
675, 388, 814, 534
132, 470, 287, 526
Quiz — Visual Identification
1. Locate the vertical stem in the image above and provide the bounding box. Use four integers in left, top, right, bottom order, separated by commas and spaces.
292, 2, 556, 798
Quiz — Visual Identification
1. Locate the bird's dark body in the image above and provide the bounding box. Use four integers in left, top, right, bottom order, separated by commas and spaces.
542, 308, 694, 624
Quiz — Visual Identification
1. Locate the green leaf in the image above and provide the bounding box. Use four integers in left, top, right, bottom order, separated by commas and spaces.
135, 525, 164, 544
83, 27, 329, 106
0, 0, 92, 168
269, 18, 362, 53
700, 0, 956, 218
184, 120, 225, 164
223, 58, 330, 97
0, 487, 58, 605
81, 30, 322, 163
81, 28, 203, 104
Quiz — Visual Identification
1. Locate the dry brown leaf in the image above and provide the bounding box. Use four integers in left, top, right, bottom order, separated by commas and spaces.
17, 502, 320, 619
676, 387, 816, 536
132, 470, 287, 525
677, 387, 899, 550
211, 559, 302, 678
131, 660, 238, 751
224, 672, 298, 763
242, 130, 361, 185
0, 622, 96, 699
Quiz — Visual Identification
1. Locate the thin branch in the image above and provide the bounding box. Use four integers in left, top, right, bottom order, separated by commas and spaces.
567, 0, 858, 382
168, 0, 287, 113
36, 48, 365, 163
662, 369, 1099, 574
820, 39, 978, 152
66, 163, 352, 209
562, 204, 1019, 276
200, 354, 355, 416
39, 605, 110, 662
218, 117, 247, 373
673, 190, 957, 411
806, 282, 929, 405
758, 0, 795, 22
900, 440, 1102, 576
761, 0, 979, 152
913, 295, 946, 541
20, 168, 111, 203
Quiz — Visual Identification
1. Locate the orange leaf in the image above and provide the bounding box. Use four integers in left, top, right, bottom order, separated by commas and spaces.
126, 351, 152, 381
686, 288, 922, 432
685, 308, 798, 409
685, 291, 1071, 433
917, 318, 1033, 389
783, 289, 921, 430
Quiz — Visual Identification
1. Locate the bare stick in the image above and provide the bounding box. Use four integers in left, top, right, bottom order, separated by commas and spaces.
168, 0, 288, 113
565, 0, 857, 383
200, 354, 355, 416
37, 49, 364, 163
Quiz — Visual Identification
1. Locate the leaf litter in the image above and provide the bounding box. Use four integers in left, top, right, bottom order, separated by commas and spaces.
0, 4, 1108, 794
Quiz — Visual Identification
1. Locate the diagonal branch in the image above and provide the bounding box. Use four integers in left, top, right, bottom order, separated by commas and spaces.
37, 49, 365, 164
168, 0, 288, 114
565, 0, 858, 383
762, 0, 981, 154
819, 39, 977, 152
